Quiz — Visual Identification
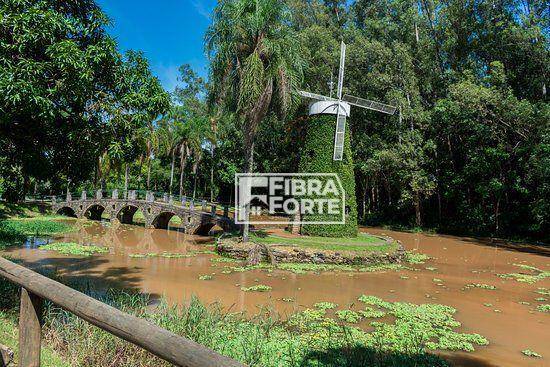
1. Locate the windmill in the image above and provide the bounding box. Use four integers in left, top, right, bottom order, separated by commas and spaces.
298, 42, 397, 161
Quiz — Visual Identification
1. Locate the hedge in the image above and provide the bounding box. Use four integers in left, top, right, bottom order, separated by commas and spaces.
299, 114, 358, 237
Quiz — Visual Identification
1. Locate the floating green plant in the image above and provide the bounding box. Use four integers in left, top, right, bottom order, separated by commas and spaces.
357, 295, 489, 352
240, 284, 272, 292
463, 283, 497, 290
359, 306, 386, 318
313, 302, 338, 310
497, 264, 550, 284
522, 349, 542, 358
335, 310, 361, 323
129, 252, 193, 259
405, 251, 431, 264
198, 275, 213, 280
40, 242, 108, 257
537, 304, 550, 313
536, 288, 550, 296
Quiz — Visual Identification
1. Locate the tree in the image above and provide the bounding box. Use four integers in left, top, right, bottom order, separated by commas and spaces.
0, 0, 120, 200
206, 0, 304, 241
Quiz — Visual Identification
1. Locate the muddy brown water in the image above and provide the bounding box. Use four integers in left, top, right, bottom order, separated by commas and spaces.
4, 221, 549, 367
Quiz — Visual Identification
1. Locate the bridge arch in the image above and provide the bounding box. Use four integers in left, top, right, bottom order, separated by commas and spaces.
56, 206, 77, 218
116, 205, 146, 225
151, 211, 185, 230
83, 204, 106, 221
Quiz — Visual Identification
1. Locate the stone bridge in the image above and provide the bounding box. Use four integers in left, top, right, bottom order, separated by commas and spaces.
51, 190, 237, 236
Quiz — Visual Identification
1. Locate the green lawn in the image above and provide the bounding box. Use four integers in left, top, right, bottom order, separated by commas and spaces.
250, 232, 397, 252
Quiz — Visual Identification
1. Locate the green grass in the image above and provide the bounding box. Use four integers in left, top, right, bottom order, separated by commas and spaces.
250, 232, 396, 252
40, 242, 109, 256
0, 311, 69, 367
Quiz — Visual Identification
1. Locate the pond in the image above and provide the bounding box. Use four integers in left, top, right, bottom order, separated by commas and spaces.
4, 220, 549, 367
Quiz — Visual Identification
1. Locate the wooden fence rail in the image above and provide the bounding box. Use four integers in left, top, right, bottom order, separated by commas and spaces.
0, 257, 245, 367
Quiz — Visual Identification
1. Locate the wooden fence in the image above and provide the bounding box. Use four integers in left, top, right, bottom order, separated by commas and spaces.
0, 257, 245, 367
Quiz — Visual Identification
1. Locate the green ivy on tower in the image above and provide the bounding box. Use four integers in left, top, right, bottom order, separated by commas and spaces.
299, 114, 358, 237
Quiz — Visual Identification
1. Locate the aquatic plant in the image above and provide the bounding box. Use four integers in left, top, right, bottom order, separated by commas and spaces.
497, 264, 550, 284
129, 252, 193, 259
535, 288, 550, 296
313, 302, 338, 310
359, 306, 386, 318
240, 284, 272, 292
357, 295, 489, 352
462, 283, 497, 290
198, 275, 213, 280
40, 242, 108, 257
335, 310, 361, 323
210, 257, 239, 263
536, 304, 550, 313
522, 349, 542, 358
405, 251, 431, 264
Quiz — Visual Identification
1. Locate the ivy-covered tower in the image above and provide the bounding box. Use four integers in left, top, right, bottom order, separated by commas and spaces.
299, 100, 358, 237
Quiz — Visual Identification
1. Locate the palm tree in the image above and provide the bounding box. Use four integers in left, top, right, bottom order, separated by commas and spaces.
158, 119, 180, 194
206, 0, 303, 241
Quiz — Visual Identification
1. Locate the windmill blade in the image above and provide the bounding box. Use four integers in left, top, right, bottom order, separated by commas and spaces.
342, 94, 397, 115
297, 90, 337, 102
333, 108, 346, 161
337, 42, 346, 100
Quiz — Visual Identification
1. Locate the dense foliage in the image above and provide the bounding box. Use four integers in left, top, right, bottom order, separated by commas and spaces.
0, 0, 548, 240
300, 115, 358, 237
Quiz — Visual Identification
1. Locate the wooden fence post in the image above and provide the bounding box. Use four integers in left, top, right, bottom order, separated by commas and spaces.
18, 288, 43, 367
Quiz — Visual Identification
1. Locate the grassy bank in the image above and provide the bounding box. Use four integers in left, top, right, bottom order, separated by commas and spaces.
0, 218, 74, 250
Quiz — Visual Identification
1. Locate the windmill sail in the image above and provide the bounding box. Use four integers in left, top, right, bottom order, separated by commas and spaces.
297, 90, 338, 102
337, 42, 346, 99
342, 94, 397, 115
333, 107, 347, 161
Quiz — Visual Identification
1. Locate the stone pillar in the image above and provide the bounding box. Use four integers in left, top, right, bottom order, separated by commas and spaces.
163, 193, 169, 202
66, 192, 72, 202
201, 200, 207, 212
112, 189, 118, 199
146, 191, 154, 202
128, 190, 136, 200
96, 190, 102, 200
189, 200, 195, 212
81, 191, 87, 200
181, 197, 187, 206
169, 195, 174, 205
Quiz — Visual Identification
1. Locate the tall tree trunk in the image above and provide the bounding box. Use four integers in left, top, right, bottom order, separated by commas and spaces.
169, 150, 175, 195
242, 141, 255, 242
179, 145, 188, 197
146, 156, 151, 191
241, 80, 273, 242
414, 191, 422, 227
210, 146, 215, 202
124, 164, 129, 198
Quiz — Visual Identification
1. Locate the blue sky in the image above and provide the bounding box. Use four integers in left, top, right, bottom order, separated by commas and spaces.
98, 0, 217, 91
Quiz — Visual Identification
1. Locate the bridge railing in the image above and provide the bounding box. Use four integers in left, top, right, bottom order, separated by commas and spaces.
47, 189, 237, 220
0, 257, 244, 367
